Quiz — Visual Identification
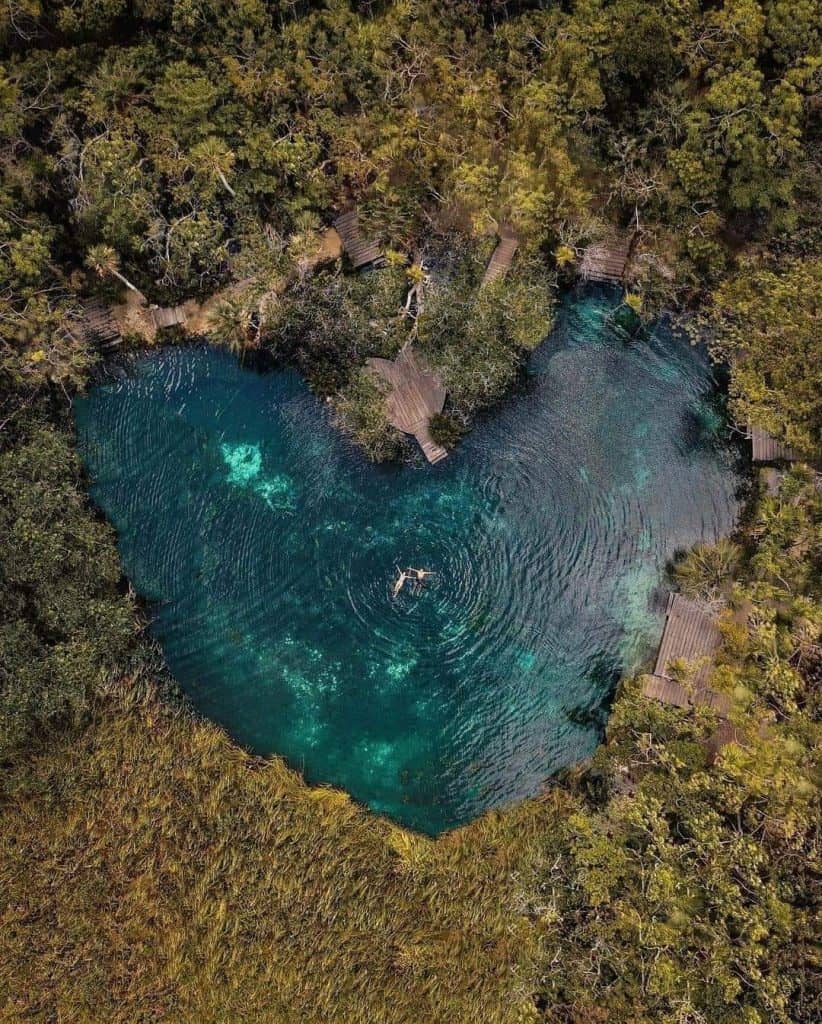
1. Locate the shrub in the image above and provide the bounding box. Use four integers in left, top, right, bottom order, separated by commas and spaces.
428, 411, 465, 449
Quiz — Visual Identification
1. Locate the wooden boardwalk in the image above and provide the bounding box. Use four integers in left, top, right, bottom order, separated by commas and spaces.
366, 347, 448, 464
653, 593, 721, 687
151, 305, 187, 330
642, 674, 732, 717
481, 230, 518, 287
642, 592, 738, 761
579, 230, 635, 284
748, 425, 797, 464
66, 299, 123, 353
333, 210, 384, 270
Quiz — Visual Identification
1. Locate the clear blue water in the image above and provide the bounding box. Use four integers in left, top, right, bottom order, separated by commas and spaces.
75, 292, 741, 833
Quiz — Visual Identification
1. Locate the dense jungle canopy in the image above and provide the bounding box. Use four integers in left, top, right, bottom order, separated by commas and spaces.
0, 2, 819, 1023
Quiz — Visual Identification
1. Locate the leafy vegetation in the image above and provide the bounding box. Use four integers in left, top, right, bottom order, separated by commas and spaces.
0, 2, 819, 1023
428, 411, 466, 450
0, 418, 137, 755
551, 466, 821, 1023
1, 440, 818, 1023
708, 258, 821, 456
414, 244, 555, 424
1, 672, 561, 1024
2, 0, 819, 444
674, 538, 742, 603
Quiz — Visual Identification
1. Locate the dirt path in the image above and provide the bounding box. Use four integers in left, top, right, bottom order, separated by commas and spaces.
109, 228, 343, 345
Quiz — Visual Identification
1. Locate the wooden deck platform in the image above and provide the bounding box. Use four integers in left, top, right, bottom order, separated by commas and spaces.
642, 675, 732, 717
748, 425, 797, 464
653, 593, 721, 687
366, 347, 448, 464
66, 299, 123, 352
642, 674, 691, 709
333, 210, 384, 270
642, 591, 741, 759
481, 230, 518, 287
151, 305, 187, 330
579, 230, 635, 284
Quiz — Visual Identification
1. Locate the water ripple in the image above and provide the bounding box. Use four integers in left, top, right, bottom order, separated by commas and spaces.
75, 292, 743, 833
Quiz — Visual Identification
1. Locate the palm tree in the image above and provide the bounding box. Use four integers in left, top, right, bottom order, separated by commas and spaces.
208, 297, 252, 356
85, 244, 141, 294
192, 136, 237, 198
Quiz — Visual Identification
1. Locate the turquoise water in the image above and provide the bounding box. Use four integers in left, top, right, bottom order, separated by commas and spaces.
75, 292, 742, 833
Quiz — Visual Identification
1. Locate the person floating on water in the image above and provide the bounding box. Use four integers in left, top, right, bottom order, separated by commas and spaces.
392, 567, 411, 598
408, 567, 436, 582
407, 567, 436, 593
392, 565, 436, 598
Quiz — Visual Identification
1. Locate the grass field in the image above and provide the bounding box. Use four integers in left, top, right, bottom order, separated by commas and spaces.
1, 672, 566, 1024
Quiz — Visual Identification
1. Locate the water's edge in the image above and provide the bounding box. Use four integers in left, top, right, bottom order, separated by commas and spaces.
75, 292, 742, 833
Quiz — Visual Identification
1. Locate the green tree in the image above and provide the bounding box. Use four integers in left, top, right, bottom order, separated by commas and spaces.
0, 427, 135, 755
85, 244, 141, 295
709, 258, 822, 456
191, 135, 238, 197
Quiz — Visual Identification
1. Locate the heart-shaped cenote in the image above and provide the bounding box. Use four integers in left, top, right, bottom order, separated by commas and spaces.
74, 292, 743, 834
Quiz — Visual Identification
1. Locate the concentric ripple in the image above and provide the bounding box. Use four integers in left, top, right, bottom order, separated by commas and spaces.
74, 290, 743, 833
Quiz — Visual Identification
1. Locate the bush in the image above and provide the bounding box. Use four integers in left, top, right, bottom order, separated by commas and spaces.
674, 539, 741, 602
0, 424, 137, 756
428, 411, 465, 449
335, 369, 407, 462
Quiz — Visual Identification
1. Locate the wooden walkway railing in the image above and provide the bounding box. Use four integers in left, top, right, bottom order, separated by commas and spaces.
333, 211, 384, 270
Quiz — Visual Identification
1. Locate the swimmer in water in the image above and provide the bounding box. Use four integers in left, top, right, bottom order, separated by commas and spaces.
409, 567, 436, 581
392, 567, 410, 598
408, 567, 435, 594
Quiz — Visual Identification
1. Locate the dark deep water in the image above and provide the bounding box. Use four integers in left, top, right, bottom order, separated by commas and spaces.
74, 292, 742, 833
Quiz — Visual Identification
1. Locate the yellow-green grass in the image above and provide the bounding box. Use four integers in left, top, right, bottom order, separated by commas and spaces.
1, 674, 563, 1024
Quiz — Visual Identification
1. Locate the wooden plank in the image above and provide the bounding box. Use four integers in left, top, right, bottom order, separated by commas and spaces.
748, 425, 797, 464
643, 592, 737, 725
151, 306, 187, 329
481, 232, 518, 287
580, 230, 635, 284
366, 346, 448, 464
333, 210, 383, 270
415, 420, 448, 464
66, 299, 123, 352
642, 675, 691, 709
642, 593, 749, 763
642, 674, 733, 719
654, 593, 721, 687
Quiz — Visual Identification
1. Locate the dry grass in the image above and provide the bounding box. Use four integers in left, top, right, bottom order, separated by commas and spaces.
0, 673, 564, 1024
